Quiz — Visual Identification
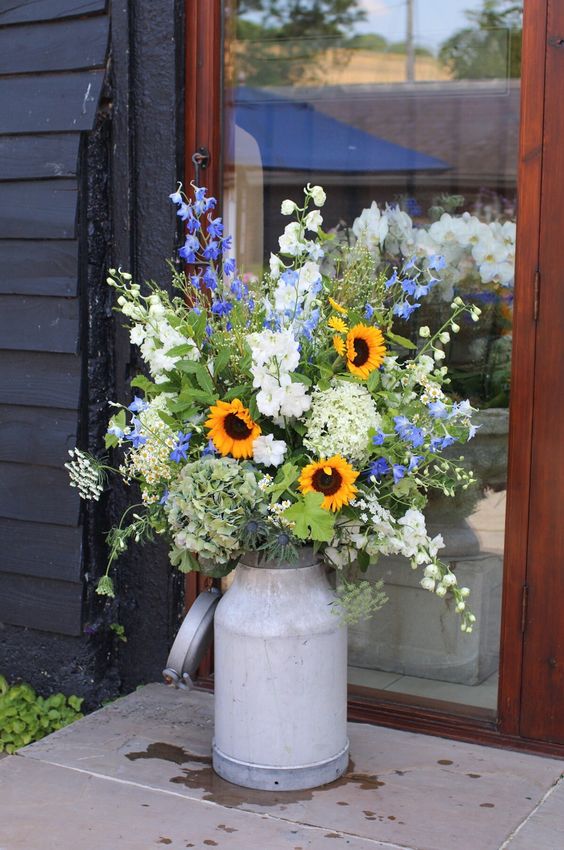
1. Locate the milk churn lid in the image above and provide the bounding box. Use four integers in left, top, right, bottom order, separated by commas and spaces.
162, 588, 221, 689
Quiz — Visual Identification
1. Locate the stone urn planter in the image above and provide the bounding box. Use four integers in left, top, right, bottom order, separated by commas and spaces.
165, 547, 349, 792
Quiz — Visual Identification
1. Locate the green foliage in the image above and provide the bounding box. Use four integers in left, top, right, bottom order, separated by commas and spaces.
0, 676, 83, 754
284, 492, 335, 542
439, 0, 522, 80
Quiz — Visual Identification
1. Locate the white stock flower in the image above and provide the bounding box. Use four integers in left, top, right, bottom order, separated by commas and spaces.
278, 222, 304, 256
308, 184, 326, 207
252, 434, 287, 467
256, 384, 286, 418
279, 382, 311, 418
281, 199, 297, 215
304, 210, 323, 232
269, 252, 283, 279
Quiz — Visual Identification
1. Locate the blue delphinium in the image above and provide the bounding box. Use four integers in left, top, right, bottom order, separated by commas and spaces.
170, 431, 192, 463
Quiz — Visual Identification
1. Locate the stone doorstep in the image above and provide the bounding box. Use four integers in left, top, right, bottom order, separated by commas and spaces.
0, 683, 562, 850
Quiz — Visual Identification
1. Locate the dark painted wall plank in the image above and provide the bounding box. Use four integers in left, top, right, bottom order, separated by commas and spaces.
0, 0, 105, 25
0, 351, 80, 409
0, 405, 77, 466
0, 572, 82, 635
0, 180, 77, 239
0, 70, 104, 133
0, 295, 78, 353
0, 462, 80, 525
0, 134, 79, 181
0, 240, 78, 296
0, 518, 81, 582
0, 16, 109, 75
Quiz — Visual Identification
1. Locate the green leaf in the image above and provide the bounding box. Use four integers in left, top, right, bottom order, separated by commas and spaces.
68, 696, 83, 712
283, 492, 335, 543
248, 393, 259, 421
269, 462, 300, 504
366, 369, 380, 392
386, 331, 416, 350
223, 384, 251, 402
130, 374, 158, 395
214, 348, 231, 375
176, 359, 201, 374
357, 549, 370, 571
180, 387, 218, 406
291, 372, 312, 387
194, 364, 215, 396
157, 410, 178, 429
165, 343, 198, 358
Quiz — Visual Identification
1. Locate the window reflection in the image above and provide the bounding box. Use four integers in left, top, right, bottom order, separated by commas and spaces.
223, 0, 522, 713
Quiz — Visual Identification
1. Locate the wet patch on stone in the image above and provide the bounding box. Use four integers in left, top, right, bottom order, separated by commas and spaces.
467, 773, 481, 779
157, 839, 172, 845
437, 759, 454, 765
217, 825, 237, 833
480, 803, 495, 808
126, 742, 210, 766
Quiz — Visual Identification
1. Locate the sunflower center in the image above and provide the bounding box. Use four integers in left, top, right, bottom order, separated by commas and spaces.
352, 337, 370, 367
224, 412, 252, 440
312, 466, 343, 496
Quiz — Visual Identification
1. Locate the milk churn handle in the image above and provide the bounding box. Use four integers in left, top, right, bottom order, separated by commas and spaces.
163, 588, 221, 690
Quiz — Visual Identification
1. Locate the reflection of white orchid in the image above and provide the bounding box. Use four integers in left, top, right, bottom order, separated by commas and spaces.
352, 201, 389, 258
350, 201, 516, 293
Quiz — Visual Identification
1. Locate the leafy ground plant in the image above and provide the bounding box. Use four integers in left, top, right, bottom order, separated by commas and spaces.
0, 675, 84, 754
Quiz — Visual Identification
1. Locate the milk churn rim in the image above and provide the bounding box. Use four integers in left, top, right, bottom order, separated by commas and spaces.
239, 546, 319, 570
163, 588, 221, 688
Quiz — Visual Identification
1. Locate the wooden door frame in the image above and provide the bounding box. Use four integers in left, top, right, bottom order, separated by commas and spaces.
183, 0, 564, 758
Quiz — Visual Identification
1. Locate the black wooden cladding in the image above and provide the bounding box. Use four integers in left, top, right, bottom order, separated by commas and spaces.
0, 352, 80, 409
0, 70, 105, 134
0, 0, 106, 26
0, 405, 77, 466
0, 296, 79, 353
0, 462, 80, 526
0, 241, 78, 296
0, 135, 79, 181
0, 16, 108, 75
0, 1, 109, 635
0, 180, 77, 239
0, 518, 81, 582
0, 572, 82, 635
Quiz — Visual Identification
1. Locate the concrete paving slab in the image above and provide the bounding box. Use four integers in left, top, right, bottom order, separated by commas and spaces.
0, 756, 394, 850
19, 684, 564, 850
503, 779, 564, 850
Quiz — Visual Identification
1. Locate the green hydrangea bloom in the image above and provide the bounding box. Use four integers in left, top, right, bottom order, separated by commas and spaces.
165, 456, 264, 573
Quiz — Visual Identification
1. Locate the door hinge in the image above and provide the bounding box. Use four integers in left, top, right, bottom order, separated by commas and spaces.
533, 269, 540, 321
521, 583, 529, 633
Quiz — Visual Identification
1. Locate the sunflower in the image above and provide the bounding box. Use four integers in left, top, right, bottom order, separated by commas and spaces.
205, 399, 261, 459
328, 315, 348, 334
328, 296, 348, 315
299, 455, 359, 512
333, 334, 346, 357
346, 324, 386, 379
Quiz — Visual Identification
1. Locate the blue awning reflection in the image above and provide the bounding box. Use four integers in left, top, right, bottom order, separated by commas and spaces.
233, 86, 449, 174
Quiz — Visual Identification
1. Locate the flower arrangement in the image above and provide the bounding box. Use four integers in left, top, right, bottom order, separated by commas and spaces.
67, 183, 482, 630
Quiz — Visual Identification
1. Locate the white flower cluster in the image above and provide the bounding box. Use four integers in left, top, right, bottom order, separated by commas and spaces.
122, 293, 199, 384
304, 381, 381, 464
422, 213, 515, 289
65, 449, 104, 501
351, 202, 516, 294
328, 499, 444, 572
122, 399, 176, 488
247, 329, 310, 421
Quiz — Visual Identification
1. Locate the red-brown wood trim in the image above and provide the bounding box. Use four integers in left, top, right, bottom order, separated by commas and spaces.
497, 0, 548, 737
183, 0, 223, 647
184, 0, 222, 199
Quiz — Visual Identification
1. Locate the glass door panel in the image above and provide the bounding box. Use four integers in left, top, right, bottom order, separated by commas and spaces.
222, 0, 522, 715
